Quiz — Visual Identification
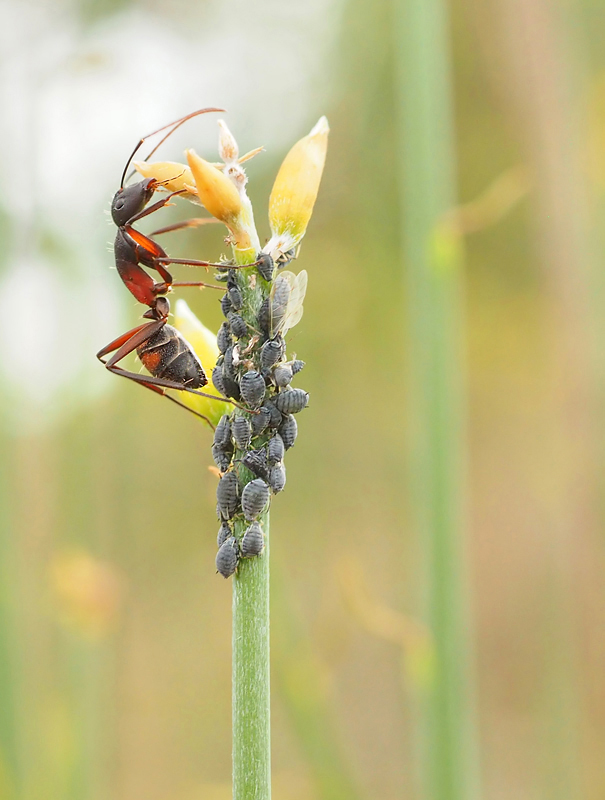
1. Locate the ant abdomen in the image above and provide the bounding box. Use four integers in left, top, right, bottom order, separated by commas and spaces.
137, 324, 207, 389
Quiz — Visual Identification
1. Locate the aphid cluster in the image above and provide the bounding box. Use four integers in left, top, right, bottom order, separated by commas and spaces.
212, 259, 309, 578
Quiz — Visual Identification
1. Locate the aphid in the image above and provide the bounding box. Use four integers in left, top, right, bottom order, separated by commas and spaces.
227, 277, 243, 310
273, 388, 309, 414
270, 270, 308, 338
228, 313, 247, 339
217, 322, 232, 354
212, 444, 233, 473
260, 338, 284, 375
216, 471, 240, 519
251, 406, 271, 436
268, 463, 286, 493
278, 414, 298, 449
273, 365, 293, 388
241, 522, 265, 557
223, 346, 235, 378
256, 253, 274, 282
217, 521, 232, 548
265, 401, 283, 429
221, 371, 241, 401
267, 434, 285, 466
213, 414, 231, 448
212, 365, 227, 397
257, 297, 271, 335
291, 359, 305, 374
241, 479, 270, 521
221, 293, 233, 318
241, 449, 271, 481
216, 536, 239, 578
232, 415, 252, 451
240, 371, 266, 409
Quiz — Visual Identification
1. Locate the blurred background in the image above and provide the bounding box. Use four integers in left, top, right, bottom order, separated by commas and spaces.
1, 0, 605, 798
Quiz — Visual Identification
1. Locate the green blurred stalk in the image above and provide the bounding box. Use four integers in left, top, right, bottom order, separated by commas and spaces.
232, 255, 271, 800
392, 2, 480, 799
233, 513, 271, 800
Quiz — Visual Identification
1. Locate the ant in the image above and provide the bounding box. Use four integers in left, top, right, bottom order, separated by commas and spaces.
97, 108, 242, 427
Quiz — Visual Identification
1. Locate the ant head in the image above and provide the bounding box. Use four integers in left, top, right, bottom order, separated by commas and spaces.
111, 178, 157, 227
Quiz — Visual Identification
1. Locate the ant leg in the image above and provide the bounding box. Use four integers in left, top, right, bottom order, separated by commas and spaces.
151, 218, 220, 236
106, 365, 235, 405
126, 189, 187, 226
102, 365, 216, 427
100, 319, 167, 369
96, 322, 155, 362
156, 257, 263, 271
171, 281, 225, 290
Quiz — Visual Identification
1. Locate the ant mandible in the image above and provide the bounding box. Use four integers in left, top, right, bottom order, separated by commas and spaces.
97, 108, 242, 427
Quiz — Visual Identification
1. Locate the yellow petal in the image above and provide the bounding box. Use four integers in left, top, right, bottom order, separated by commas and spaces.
269, 116, 329, 247
174, 300, 230, 426
186, 149, 242, 225
133, 160, 195, 196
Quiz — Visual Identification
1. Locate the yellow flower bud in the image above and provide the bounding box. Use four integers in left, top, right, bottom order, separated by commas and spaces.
268, 116, 329, 249
174, 300, 230, 426
133, 160, 195, 197
186, 149, 243, 225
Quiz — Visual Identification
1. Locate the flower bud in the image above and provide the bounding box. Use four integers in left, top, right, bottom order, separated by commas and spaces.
186, 149, 242, 225
133, 160, 195, 196
218, 119, 239, 162
174, 300, 231, 426
268, 116, 329, 250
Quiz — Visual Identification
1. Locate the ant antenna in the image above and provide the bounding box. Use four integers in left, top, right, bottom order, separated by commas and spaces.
120, 107, 225, 189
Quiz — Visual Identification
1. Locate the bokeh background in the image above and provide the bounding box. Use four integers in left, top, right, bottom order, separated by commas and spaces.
1, 0, 605, 798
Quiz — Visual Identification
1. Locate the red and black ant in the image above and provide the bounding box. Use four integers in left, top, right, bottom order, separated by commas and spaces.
97, 108, 242, 427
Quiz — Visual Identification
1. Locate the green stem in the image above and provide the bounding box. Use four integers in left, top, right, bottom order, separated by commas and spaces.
230, 252, 272, 800
232, 512, 271, 800
393, 1, 480, 799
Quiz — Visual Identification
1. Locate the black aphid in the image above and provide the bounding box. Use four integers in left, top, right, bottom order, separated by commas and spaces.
274, 388, 309, 414
217, 521, 232, 548
216, 471, 240, 519
213, 415, 231, 448
212, 443, 233, 472
217, 322, 232, 354
221, 371, 241, 401
291, 359, 305, 374
265, 400, 283, 428
227, 279, 243, 310
221, 293, 233, 318
256, 253, 274, 282
267, 434, 285, 466
278, 414, 298, 449
241, 522, 265, 557
260, 339, 284, 375
268, 463, 286, 493
212, 365, 227, 397
241, 449, 271, 481
223, 346, 235, 379
241, 478, 270, 521
251, 406, 271, 436
240, 371, 266, 409
270, 279, 290, 335
228, 312, 247, 339
232, 415, 252, 451
273, 365, 293, 388
216, 536, 239, 578
258, 297, 271, 334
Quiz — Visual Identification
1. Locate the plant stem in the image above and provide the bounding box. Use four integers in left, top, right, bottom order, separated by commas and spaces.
231, 255, 272, 800
392, 1, 481, 799
233, 512, 271, 800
